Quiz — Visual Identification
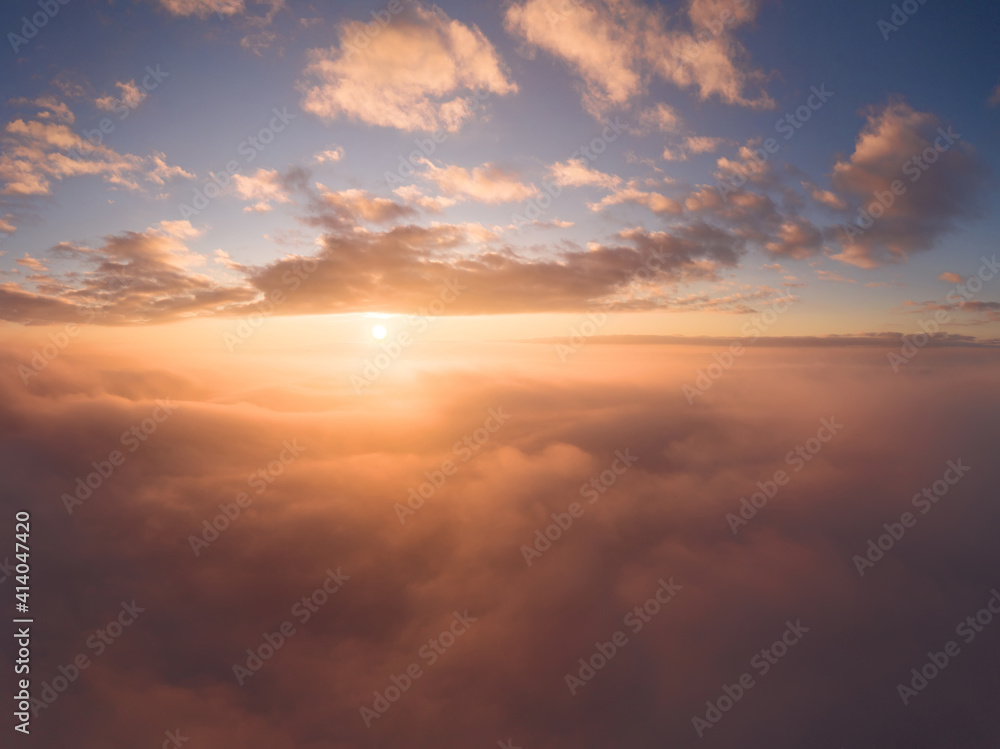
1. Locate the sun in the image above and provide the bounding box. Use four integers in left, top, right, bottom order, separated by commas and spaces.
371, 325, 388, 340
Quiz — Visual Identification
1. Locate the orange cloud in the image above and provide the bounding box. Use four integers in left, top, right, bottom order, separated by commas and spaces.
301, 3, 517, 132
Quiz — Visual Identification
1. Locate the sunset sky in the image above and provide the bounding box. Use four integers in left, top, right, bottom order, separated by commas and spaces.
2, 2, 1000, 748
1, 0, 998, 339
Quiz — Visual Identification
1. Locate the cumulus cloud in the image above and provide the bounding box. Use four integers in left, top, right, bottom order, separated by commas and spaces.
504, 0, 772, 117
300, 3, 517, 132
0, 109, 191, 196
232, 168, 294, 213
764, 218, 824, 259
417, 158, 538, 204
828, 101, 989, 268
392, 185, 458, 214
314, 185, 417, 224
548, 157, 621, 189
802, 181, 848, 210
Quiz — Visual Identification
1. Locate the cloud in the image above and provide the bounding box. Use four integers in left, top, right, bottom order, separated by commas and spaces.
8, 95, 75, 124
902, 298, 1000, 324
418, 158, 538, 204
815, 269, 856, 284
548, 157, 621, 189
0, 215, 15, 233
828, 101, 989, 268
589, 184, 683, 215
158, 0, 244, 16
764, 219, 823, 259
638, 103, 682, 132
15, 254, 48, 272
234, 219, 743, 317
313, 145, 344, 163
2, 337, 998, 748
300, 3, 517, 132
504, 0, 773, 116
938, 272, 962, 283
532, 219, 575, 228
157, 220, 203, 240
0, 224, 255, 324
232, 168, 294, 212
0, 207, 747, 323
0, 110, 190, 196
156, 0, 282, 20
314, 185, 417, 224
95, 80, 147, 111
146, 152, 195, 186
684, 135, 726, 154
802, 181, 848, 211
388, 185, 455, 214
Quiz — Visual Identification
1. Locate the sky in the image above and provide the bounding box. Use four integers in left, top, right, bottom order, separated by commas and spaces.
2, 2, 1000, 748
0, 0, 998, 341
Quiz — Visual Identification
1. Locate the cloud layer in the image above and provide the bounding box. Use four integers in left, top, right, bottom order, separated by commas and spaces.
2, 337, 999, 748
